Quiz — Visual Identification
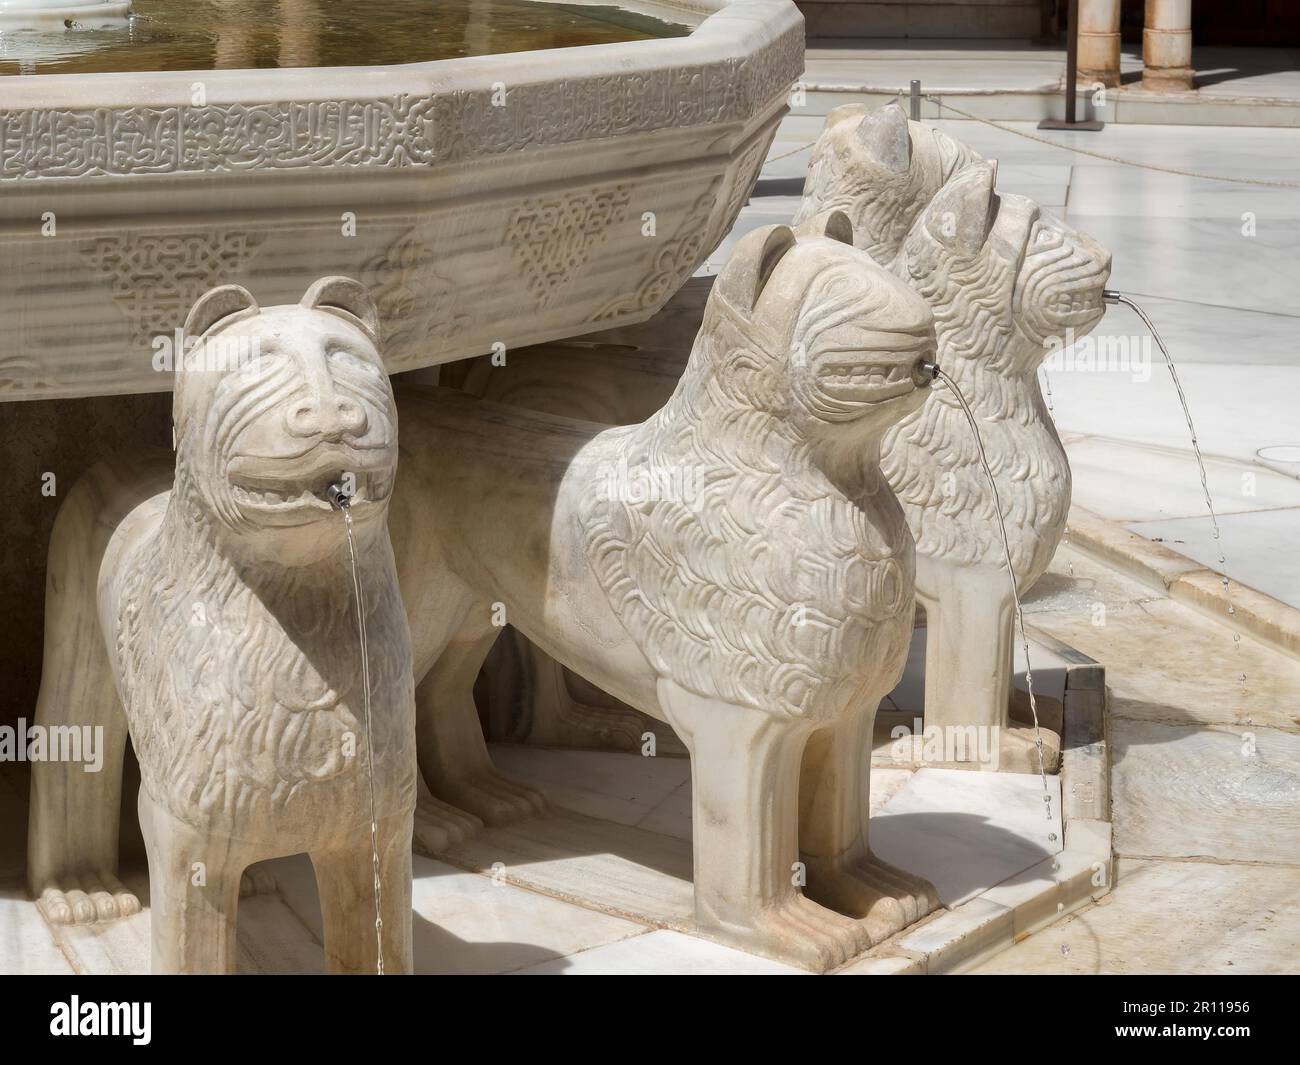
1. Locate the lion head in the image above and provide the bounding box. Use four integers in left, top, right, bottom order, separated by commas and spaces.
899, 161, 1112, 374
701, 213, 937, 443
794, 101, 981, 269
172, 276, 398, 566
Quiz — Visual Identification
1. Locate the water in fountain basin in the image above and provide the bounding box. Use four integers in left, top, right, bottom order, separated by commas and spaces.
930, 366, 1055, 835
334, 492, 386, 976
1103, 291, 1245, 674
0, 0, 690, 75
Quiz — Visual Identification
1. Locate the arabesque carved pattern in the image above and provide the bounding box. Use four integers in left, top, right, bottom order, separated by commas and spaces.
0, 23, 803, 181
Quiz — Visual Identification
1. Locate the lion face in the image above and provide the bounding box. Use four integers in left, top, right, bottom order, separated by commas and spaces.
713, 221, 935, 438
904, 164, 1112, 372
781, 248, 935, 431
1006, 194, 1111, 345
173, 278, 397, 565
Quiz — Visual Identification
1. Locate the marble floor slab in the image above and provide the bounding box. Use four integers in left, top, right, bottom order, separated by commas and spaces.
1128, 507, 1300, 611
871, 769, 1063, 908
969, 858, 1300, 975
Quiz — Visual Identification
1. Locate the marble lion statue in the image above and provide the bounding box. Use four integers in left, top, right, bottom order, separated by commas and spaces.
879, 159, 1111, 762
390, 219, 941, 970
27, 277, 416, 974
799, 102, 1112, 764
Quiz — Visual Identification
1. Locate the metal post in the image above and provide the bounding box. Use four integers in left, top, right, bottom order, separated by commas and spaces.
909, 80, 921, 121
1039, 0, 1104, 131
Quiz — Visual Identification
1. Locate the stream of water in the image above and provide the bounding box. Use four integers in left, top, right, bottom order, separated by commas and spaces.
1103, 290, 1243, 669
931, 367, 1054, 833
334, 492, 385, 976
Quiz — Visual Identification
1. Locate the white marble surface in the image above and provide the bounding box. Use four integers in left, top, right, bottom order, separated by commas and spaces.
871, 768, 1063, 908
1127, 508, 1300, 610
512, 929, 805, 975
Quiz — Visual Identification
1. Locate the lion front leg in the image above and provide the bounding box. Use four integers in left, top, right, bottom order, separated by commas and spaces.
657, 679, 871, 973
137, 789, 247, 975
919, 558, 1015, 770
312, 811, 414, 975
28, 469, 140, 926
799, 709, 939, 944
414, 605, 546, 831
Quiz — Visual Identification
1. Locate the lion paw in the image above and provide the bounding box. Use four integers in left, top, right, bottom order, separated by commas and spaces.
702, 893, 873, 972
805, 853, 940, 944
412, 794, 484, 857
38, 873, 140, 926
436, 769, 547, 828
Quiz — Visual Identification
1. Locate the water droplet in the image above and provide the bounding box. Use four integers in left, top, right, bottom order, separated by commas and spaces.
1060, 943, 1070, 957
1048, 832, 1058, 843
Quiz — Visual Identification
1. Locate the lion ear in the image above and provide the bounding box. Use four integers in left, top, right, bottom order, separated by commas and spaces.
715, 224, 798, 314
794, 209, 854, 246
301, 276, 380, 344
855, 101, 911, 174
183, 284, 258, 344
923, 162, 997, 257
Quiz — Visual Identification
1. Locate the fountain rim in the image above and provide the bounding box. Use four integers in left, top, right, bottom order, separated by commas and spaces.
0, 0, 804, 186
0, 0, 784, 92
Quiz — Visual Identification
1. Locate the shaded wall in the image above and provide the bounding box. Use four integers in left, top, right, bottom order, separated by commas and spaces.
1, 393, 171, 729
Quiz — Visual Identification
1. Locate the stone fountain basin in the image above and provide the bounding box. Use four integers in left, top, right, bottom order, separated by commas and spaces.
0, 0, 803, 401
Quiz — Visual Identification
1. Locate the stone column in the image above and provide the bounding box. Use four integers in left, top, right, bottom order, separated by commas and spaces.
1078, 0, 1122, 88
1143, 0, 1194, 91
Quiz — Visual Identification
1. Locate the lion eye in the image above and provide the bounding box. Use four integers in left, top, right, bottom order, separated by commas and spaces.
328, 348, 380, 375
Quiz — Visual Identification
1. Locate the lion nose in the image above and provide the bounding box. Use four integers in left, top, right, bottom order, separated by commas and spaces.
285, 392, 368, 440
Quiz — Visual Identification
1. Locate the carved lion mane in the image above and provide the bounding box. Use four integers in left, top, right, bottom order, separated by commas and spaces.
116, 278, 413, 831
582, 219, 936, 721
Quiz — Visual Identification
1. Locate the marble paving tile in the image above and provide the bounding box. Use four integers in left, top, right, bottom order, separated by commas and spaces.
1063, 215, 1300, 316
1110, 719, 1300, 864
871, 768, 1062, 908
490, 745, 689, 830
442, 811, 696, 930
1048, 363, 1300, 474
968, 858, 1300, 975
1029, 575, 1300, 735
1066, 438, 1300, 523
0, 879, 75, 974
1128, 507, 1300, 611
512, 928, 803, 975
274, 851, 650, 976
1068, 166, 1300, 219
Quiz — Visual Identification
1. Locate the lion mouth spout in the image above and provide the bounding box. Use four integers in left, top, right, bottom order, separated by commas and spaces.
228, 447, 395, 519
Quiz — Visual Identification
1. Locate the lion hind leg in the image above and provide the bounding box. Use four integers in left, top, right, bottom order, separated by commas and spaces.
416, 604, 546, 827
27, 461, 157, 922
799, 712, 939, 943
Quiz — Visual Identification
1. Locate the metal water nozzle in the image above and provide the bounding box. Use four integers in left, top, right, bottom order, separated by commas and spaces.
1102, 289, 1122, 306
916, 359, 942, 384
326, 483, 352, 510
